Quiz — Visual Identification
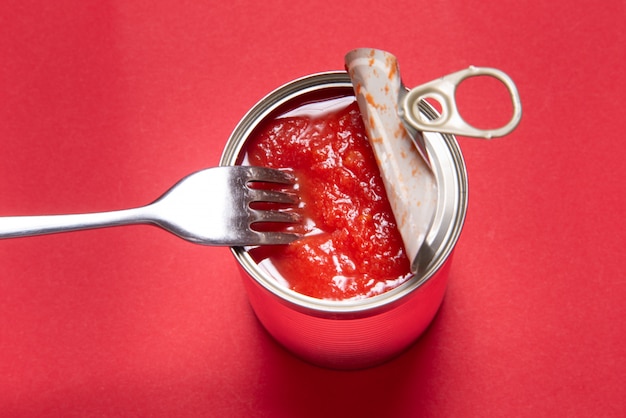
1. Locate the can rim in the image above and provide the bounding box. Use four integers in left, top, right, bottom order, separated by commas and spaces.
220, 71, 468, 316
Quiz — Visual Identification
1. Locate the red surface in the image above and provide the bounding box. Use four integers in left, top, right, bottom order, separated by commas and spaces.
246, 100, 411, 300
1, 0, 624, 416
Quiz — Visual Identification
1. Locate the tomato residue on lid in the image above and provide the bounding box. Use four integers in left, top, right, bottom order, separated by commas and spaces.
245, 98, 412, 300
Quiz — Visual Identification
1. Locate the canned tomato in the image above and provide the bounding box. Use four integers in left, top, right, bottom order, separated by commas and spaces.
220, 71, 467, 369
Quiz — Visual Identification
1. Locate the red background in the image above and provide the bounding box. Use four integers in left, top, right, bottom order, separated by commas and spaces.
1, 1, 624, 416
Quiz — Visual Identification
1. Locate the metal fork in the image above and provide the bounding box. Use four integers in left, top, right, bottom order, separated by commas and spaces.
0, 166, 301, 246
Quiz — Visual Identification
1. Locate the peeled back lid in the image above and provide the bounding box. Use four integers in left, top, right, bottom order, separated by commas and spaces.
345, 49, 438, 273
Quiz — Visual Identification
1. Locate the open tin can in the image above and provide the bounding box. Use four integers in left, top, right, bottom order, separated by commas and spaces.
220, 71, 468, 369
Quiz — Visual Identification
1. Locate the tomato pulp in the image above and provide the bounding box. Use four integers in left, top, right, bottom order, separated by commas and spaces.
245, 97, 412, 300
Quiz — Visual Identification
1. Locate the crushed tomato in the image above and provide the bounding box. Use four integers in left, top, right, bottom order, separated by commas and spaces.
245, 99, 411, 300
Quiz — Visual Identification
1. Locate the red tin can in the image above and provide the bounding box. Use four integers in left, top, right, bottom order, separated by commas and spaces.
220, 71, 467, 369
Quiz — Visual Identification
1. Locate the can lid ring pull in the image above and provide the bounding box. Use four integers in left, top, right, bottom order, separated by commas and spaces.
401, 66, 522, 139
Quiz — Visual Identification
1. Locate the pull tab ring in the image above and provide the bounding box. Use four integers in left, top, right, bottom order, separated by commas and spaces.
401, 66, 522, 139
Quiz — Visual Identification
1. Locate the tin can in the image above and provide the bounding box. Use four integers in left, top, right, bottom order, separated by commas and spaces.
220, 71, 468, 369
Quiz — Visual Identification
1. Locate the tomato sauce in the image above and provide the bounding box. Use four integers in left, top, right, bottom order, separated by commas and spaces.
245, 97, 411, 300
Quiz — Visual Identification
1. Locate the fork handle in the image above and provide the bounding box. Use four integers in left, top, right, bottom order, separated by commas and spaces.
0, 207, 150, 239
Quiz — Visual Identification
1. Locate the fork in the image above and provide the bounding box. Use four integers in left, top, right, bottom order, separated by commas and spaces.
0, 166, 301, 246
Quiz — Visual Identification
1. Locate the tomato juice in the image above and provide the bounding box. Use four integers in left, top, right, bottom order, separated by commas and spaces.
243, 95, 412, 300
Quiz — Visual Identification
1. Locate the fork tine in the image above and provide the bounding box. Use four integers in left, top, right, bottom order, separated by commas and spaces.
252, 231, 301, 245
251, 209, 301, 224
243, 166, 296, 185
247, 188, 299, 205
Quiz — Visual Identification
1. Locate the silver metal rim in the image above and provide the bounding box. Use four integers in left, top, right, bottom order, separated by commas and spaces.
220, 71, 468, 317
